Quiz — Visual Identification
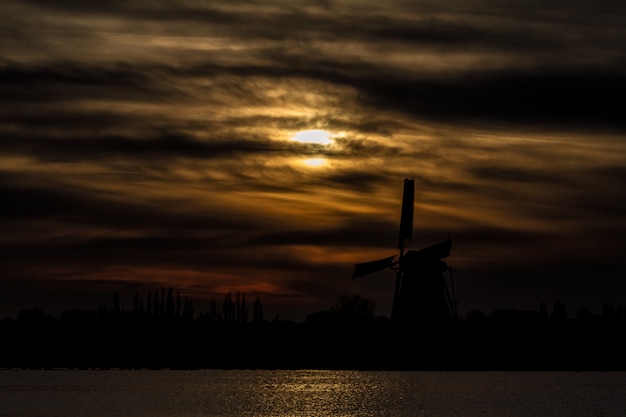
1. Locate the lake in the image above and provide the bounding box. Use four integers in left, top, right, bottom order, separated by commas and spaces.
0, 369, 625, 416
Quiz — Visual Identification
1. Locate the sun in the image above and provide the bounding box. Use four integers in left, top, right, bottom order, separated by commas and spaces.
302, 158, 327, 167
290, 129, 332, 145
290, 129, 334, 168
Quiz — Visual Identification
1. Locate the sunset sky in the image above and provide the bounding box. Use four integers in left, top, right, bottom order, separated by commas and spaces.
2, 0, 626, 321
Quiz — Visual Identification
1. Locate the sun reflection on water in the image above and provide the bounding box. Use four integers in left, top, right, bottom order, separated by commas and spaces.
245, 370, 393, 417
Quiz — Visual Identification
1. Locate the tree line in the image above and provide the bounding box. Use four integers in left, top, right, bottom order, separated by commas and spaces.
1, 291, 625, 371
104, 288, 265, 324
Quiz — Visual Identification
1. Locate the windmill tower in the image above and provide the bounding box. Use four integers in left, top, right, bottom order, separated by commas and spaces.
352, 178, 457, 323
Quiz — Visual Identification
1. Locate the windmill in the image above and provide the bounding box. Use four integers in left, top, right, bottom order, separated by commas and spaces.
352, 178, 457, 323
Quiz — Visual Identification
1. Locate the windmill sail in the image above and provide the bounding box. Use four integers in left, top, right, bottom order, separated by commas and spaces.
397, 178, 414, 251
406, 239, 451, 262
352, 255, 398, 279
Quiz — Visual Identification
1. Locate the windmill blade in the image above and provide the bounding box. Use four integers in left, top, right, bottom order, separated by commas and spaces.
413, 239, 452, 260
352, 255, 398, 279
398, 178, 414, 251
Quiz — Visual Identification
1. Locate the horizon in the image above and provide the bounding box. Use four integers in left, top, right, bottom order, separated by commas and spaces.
1, 285, 616, 324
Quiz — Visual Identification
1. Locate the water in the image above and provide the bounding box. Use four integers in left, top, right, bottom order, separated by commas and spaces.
1, 369, 625, 417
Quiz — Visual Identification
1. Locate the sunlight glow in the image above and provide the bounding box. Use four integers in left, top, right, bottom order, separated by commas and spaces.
302, 158, 327, 167
291, 130, 332, 145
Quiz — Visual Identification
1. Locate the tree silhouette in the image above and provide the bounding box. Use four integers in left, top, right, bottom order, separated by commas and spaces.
159, 287, 166, 317
223, 292, 234, 321
182, 296, 193, 321
176, 291, 182, 319
209, 298, 218, 322
253, 296, 264, 323
152, 290, 160, 317
550, 300, 568, 321
538, 302, 548, 320
112, 291, 121, 316
133, 292, 140, 314
332, 294, 376, 320
166, 288, 174, 318
146, 291, 153, 317
237, 293, 248, 323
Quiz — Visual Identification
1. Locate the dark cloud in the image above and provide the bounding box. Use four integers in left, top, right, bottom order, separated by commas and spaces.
591, 164, 626, 186
0, 173, 265, 233
467, 164, 566, 184
8, 0, 623, 54
348, 68, 626, 132
322, 171, 394, 192
0, 61, 166, 103
0, 133, 284, 162
247, 217, 397, 249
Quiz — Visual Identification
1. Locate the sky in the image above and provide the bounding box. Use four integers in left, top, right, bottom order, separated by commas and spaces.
1, 0, 626, 322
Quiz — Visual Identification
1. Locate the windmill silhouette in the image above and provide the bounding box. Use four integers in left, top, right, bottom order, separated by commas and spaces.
352, 178, 457, 323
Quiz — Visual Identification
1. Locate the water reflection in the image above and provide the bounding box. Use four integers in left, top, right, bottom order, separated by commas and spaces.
244, 370, 393, 416
1, 369, 625, 417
